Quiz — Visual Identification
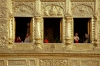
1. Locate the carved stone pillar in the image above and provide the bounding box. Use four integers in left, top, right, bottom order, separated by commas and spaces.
65, 16, 72, 45
93, 13, 99, 47
35, 17, 42, 48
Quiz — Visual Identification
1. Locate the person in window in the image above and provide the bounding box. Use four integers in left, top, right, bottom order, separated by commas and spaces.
46, 27, 55, 43
26, 23, 30, 35
84, 33, 90, 43
24, 33, 30, 43
15, 36, 22, 43
74, 33, 79, 43
44, 36, 49, 43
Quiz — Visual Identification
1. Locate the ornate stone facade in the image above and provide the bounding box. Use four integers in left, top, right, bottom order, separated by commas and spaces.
0, 0, 100, 66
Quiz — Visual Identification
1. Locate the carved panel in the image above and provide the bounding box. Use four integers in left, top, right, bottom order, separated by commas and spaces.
89, 60, 99, 66
71, 0, 95, 2
69, 60, 79, 66
69, 58, 100, 66
72, 2, 94, 17
80, 61, 89, 66
8, 60, 26, 65
39, 59, 68, 66
41, 0, 65, 2
0, 60, 4, 66
30, 60, 35, 65
42, 2, 65, 16
13, 2, 34, 17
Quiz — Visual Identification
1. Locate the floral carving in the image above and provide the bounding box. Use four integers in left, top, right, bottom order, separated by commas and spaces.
13, 2, 34, 16
72, 2, 94, 17
42, 2, 65, 16
72, 4, 93, 17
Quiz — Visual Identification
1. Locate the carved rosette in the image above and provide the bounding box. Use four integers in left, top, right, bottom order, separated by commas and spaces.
13, 2, 34, 17
72, 2, 94, 17
42, 2, 65, 16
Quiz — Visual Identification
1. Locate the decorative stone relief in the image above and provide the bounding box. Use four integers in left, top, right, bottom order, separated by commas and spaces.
0, 19, 8, 33
8, 60, 26, 65
13, 2, 34, 17
0, 8, 7, 18
39, 59, 68, 66
0, 19, 8, 46
72, 2, 94, 17
42, 2, 65, 16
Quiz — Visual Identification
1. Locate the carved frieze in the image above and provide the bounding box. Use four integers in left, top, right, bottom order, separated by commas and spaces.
39, 59, 68, 66
42, 2, 65, 16
72, 2, 94, 17
13, 2, 34, 17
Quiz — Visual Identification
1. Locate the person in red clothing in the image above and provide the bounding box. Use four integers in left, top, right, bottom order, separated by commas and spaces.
15, 36, 22, 43
44, 37, 49, 43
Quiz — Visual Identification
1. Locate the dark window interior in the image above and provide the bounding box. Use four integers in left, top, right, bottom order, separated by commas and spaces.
74, 18, 91, 43
44, 18, 62, 43
15, 17, 31, 42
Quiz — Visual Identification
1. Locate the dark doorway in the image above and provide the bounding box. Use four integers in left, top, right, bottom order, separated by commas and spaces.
74, 18, 91, 43
44, 18, 62, 43
15, 17, 32, 42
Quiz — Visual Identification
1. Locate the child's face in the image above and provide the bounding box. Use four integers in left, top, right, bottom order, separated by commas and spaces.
75, 33, 78, 36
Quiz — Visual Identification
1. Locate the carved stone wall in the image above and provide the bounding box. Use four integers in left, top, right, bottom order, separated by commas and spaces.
0, 0, 100, 66
0, 0, 8, 46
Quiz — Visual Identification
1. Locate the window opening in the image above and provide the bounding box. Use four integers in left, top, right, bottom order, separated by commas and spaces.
44, 18, 62, 43
15, 17, 32, 43
74, 18, 91, 43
